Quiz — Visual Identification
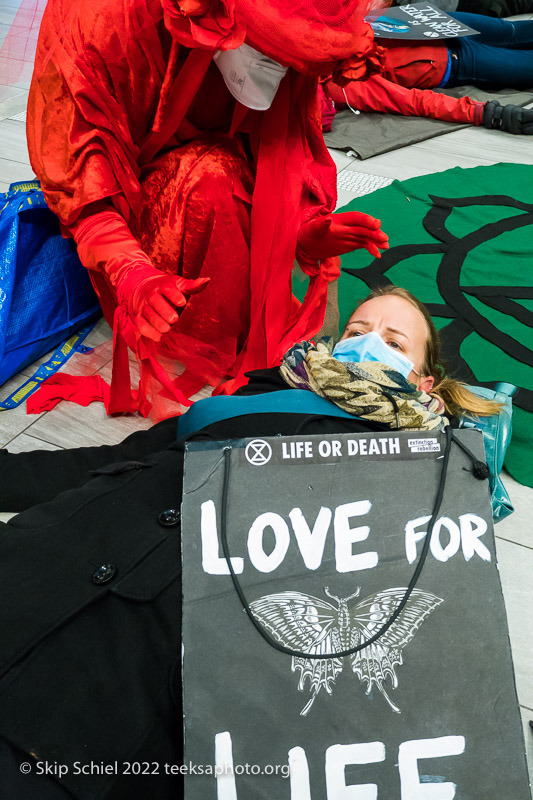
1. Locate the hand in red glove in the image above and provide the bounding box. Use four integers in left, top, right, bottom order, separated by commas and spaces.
70, 205, 210, 341
298, 212, 389, 261
117, 266, 209, 341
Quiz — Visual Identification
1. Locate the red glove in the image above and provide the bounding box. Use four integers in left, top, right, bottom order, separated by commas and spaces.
298, 212, 389, 261
116, 267, 209, 340
70, 205, 209, 341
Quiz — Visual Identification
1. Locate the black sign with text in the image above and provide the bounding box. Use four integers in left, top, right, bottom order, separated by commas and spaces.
181, 429, 530, 799
366, 3, 479, 39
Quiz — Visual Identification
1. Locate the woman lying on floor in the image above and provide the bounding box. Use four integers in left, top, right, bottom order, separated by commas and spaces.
322, 13, 533, 135
0, 285, 499, 511
0, 284, 501, 800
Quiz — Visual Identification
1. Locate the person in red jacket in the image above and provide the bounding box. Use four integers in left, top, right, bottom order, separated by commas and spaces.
323, 13, 533, 134
27, 0, 389, 419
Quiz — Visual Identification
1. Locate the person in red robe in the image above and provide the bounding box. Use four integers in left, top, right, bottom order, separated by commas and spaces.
27, 0, 389, 418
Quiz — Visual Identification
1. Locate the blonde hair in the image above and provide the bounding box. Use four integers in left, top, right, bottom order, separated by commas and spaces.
354, 285, 501, 417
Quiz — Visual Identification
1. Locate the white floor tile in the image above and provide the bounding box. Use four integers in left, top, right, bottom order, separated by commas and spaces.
0, 9, 21, 25
8, 108, 25, 120
496, 472, 533, 550
0, 79, 28, 119
345, 143, 494, 181
415, 126, 533, 167
0, 55, 33, 89
0, 0, 32, 7
495, 537, 533, 710
17, 339, 113, 380
328, 147, 355, 172
26, 397, 153, 449
6, 431, 62, 453
0, 155, 34, 183
0, 5, 41, 27
2, 29, 38, 62
520, 708, 533, 788
0, 372, 46, 445
0, 21, 16, 37
0, 87, 26, 119
83, 316, 112, 347
0, 117, 30, 162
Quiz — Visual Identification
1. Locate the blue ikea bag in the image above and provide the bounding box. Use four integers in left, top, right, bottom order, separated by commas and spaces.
0, 180, 101, 387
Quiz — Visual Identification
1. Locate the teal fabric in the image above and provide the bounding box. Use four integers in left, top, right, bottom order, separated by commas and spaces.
460, 383, 515, 521
176, 390, 356, 442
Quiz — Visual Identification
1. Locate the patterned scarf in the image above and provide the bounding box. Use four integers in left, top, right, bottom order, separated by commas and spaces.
280, 339, 448, 431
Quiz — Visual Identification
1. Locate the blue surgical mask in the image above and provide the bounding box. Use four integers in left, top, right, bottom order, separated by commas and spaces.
332, 330, 416, 379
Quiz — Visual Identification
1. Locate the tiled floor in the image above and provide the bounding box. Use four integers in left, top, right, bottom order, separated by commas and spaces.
0, 1, 532, 785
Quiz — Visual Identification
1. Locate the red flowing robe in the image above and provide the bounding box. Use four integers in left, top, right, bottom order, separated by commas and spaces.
27, 0, 346, 416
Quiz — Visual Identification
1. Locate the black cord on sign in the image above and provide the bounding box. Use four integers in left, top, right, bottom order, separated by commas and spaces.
449, 430, 490, 480
382, 391, 400, 430
219, 426, 455, 660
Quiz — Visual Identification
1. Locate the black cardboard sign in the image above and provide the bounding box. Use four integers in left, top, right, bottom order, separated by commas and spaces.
366, 3, 479, 39
181, 430, 530, 799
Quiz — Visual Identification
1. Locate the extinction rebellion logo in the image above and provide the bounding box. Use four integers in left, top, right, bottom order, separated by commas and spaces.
245, 439, 272, 466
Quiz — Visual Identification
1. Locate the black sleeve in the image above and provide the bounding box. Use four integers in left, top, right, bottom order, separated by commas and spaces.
233, 367, 289, 395
0, 370, 286, 511
0, 417, 179, 512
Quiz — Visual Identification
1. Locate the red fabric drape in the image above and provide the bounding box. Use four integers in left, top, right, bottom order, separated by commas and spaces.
26, 0, 378, 417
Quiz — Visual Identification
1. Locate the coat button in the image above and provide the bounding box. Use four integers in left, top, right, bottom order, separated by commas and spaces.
91, 564, 117, 585
158, 508, 181, 527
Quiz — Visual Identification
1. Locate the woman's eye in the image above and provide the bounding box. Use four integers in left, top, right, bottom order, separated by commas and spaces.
387, 341, 401, 350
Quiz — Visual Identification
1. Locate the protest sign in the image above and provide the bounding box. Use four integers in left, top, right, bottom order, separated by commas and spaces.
366, 3, 479, 39
181, 429, 530, 799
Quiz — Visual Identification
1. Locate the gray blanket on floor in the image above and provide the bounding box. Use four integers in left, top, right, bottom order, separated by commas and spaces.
323, 86, 533, 159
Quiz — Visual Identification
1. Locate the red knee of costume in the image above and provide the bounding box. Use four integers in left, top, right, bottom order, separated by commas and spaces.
135, 138, 254, 377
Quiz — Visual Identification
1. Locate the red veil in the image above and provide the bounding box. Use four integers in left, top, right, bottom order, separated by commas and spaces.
27, 0, 382, 416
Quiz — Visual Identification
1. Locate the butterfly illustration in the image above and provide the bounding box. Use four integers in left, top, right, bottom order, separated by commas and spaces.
249, 586, 443, 716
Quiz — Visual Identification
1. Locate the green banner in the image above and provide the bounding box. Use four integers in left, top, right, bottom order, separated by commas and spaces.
306, 163, 533, 487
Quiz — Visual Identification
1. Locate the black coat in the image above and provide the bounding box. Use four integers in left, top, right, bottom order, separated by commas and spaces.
0, 371, 392, 799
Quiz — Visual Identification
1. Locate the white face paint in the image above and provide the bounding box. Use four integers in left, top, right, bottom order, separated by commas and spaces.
213, 42, 288, 110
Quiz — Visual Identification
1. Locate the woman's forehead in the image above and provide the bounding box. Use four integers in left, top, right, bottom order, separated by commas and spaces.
350, 294, 416, 321
346, 295, 429, 341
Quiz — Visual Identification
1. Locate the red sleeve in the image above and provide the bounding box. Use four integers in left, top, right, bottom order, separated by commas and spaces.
325, 75, 485, 125
68, 203, 154, 284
